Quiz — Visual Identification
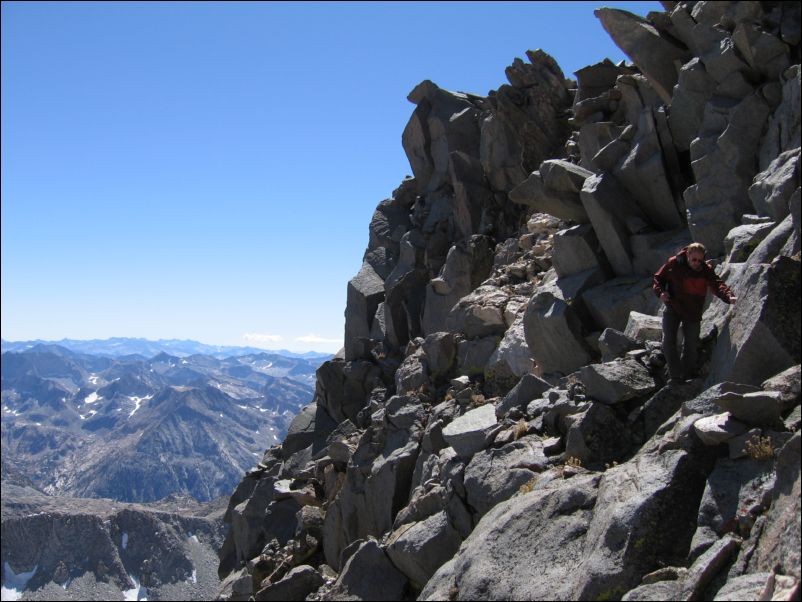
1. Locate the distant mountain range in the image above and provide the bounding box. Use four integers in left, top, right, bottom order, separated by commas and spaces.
1, 343, 326, 503
0, 337, 335, 360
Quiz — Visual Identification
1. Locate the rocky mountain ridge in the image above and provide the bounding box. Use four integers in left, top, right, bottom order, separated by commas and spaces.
1, 345, 326, 600
215, 2, 800, 601
0, 337, 333, 360
1, 345, 321, 502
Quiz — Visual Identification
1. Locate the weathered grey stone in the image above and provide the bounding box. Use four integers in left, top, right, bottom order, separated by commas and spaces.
552, 224, 606, 278
272, 478, 318, 507
724, 222, 777, 263
783, 187, 801, 257
504, 50, 572, 165
632, 378, 707, 443
685, 92, 772, 257
395, 349, 429, 395
496, 373, 551, 419
746, 432, 801, 579
316, 359, 382, 425
422, 236, 494, 337
580, 173, 648, 276
255, 565, 323, 602
446, 286, 508, 339
574, 58, 629, 103
549, 266, 609, 305
679, 534, 742, 601
382, 238, 427, 349
748, 148, 800, 223
367, 190, 413, 258
419, 473, 601, 601
670, 58, 717, 152
322, 399, 425, 570
761, 364, 801, 411
228, 476, 278, 567
595, 8, 690, 105
449, 151, 493, 241
456, 336, 498, 377
331, 539, 408, 601
619, 66, 671, 122
421, 332, 456, 381
401, 103, 433, 192
746, 214, 794, 265
579, 359, 657, 404
385, 511, 462, 592
485, 312, 533, 396
509, 169, 590, 223
681, 382, 762, 418
630, 229, 693, 277
707, 257, 800, 386
622, 580, 682, 601
578, 121, 629, 172
613, 108, 684, 230
571, 85, 622, 126
541, 159, 595, 195
393, 484, 445, 530
564, 402, 630, 466
464, 437, 547, 519
369, 302, 387, 340
732, 21, 790, 80
624, 311, 662, 343
479, 113, 526, 193
344, 262, 385, 361
218, 567, 253, 602
697, 458, 775, 538
714, 390, 785, 426
542, 395, 586, 435
524, 289, 592, 377
478, 50, 571, 193
599, 328, 639, 363
693, 413, 747, 446
582, 276, 659, 332
283, 403, 337, 457
403, 81, 481, 194
728, 435, 801, 586
713, 573, 773, 601
574, 448, 714, 600
760, 65, 800, 171
702, 34, 755, 87
701, 262, 750, 340
408, 420, 448, 490
442, 403, 497, 459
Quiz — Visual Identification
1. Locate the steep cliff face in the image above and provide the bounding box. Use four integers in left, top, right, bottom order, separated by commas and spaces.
217, 2, 801, 600
0, 484, 227, 601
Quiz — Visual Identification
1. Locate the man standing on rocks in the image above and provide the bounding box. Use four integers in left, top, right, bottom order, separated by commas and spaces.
653, 242, 737, 385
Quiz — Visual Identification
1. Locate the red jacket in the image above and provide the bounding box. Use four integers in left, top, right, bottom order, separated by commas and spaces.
653, 247, 735, 322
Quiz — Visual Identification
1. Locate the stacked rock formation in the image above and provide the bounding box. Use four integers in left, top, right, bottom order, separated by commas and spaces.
216, 2, 800, 600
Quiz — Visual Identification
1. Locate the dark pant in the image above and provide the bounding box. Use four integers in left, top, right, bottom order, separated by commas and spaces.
662, 310, 701, 380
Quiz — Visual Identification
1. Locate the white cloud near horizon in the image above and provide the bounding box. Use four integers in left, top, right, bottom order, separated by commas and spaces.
296, 334, 342, 344
243, 333, 285, 344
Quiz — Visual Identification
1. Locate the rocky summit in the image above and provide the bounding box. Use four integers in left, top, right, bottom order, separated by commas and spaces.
5, 1, 801, 601
214, 2, 800, 600
206, 2, 802, 601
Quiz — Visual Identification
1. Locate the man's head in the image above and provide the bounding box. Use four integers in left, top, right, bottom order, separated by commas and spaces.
687, 242, 706, 271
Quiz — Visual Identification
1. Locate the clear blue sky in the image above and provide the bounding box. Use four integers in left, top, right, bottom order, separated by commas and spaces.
2, 1, 660, 353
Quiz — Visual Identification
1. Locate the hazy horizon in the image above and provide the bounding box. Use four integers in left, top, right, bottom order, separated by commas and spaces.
2, 336, 332, 355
